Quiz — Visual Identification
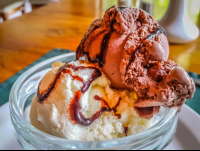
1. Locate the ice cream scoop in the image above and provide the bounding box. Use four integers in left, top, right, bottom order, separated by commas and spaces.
30, 61, 153, 141
76, 6, 169, 89
76, 6, 195, 119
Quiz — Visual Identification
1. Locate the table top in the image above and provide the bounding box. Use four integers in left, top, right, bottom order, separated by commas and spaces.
0, 0, 200, 83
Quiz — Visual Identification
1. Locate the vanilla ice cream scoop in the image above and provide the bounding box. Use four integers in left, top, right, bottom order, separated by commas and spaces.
30, 60, 153, 141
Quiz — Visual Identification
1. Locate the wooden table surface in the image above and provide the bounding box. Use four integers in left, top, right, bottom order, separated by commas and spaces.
0, 0, 200, 83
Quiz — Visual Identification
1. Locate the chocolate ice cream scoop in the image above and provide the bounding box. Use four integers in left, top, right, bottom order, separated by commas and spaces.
76, 6, 195, 119
76, 6, 168, 89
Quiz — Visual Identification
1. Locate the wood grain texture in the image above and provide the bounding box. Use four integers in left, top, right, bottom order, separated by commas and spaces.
0, 0, 101, 83
169, 38, 200, 74
0, 0, 199, 83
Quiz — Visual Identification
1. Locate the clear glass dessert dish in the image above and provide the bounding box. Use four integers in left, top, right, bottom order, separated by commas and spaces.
9, 53, 178, 150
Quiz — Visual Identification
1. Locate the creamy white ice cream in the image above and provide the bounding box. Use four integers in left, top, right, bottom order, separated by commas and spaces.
30, 60, 152, 141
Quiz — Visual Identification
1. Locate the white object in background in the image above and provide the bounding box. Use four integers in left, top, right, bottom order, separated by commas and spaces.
158, 0, 199, 44
118, 0, 132, 7
0, 1, 32, 23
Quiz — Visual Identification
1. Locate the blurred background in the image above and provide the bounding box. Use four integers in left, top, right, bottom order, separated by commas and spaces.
0, 0, 200, 26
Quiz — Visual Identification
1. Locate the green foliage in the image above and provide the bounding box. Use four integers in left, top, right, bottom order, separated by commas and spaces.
154, 0, 169, 21
102, 0, 118, 13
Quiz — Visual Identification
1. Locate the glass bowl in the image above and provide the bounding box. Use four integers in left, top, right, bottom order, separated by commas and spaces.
9, 53, 178, 150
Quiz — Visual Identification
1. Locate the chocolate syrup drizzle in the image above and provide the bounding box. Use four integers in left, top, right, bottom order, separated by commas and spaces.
37, 63, 123, 127
37, 64, 69, 103
113, 98, 122, 119
86, 31, 113, 67
118, 7, 127, 12
37, 63, 130, 137
37, 64, 101, 103
146, 26, 166, 40
124, 127, 129, 136
91, 24, 101, 34
83, 19, 116, 68
69, 93, 111, 126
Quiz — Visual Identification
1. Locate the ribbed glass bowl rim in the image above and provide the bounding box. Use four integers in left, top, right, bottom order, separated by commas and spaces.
9, 52, 178, 147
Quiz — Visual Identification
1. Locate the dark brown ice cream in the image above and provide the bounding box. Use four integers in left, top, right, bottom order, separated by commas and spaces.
76, 6, 195, 119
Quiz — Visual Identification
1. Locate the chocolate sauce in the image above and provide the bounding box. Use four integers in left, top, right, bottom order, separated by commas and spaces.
83, 17, 116, 68
81, 67, 102, 93
113, 98, 121, 113
37, 63, 117, 126
146, 26, 166, 40
92, 24, 101, 32
68, 95, 122, 126
124, 127, 129, 136
99, 32, 112, 67
112, 98, 122, 119
94, 95, 111, 109
116, 114, 122, 119
86, 32, 112, 67
71, 75, 84, 83
69, 93, 111, 126
37, 64, 102, 103
118, 7, 127, 12
65, 66, 110, 127
95, 96, 122, 120
37, 64, 69, 103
